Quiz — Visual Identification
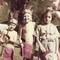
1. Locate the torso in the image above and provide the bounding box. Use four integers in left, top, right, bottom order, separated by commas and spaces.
5, 30, 17, 50
39, 23, 58, 53
21, 22, 35, 45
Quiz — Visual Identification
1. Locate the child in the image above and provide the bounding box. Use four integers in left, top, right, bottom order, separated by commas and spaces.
19, 8, 35, 60
2, 18, 18, 60
36, 9, 60, 60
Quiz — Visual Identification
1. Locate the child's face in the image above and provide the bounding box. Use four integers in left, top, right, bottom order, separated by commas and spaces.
44, 12, 52, 24
9, 23, 16, 30
23, 13, 32, 23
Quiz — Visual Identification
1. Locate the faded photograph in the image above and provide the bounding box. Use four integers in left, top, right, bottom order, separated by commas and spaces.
0, 0, 60, 60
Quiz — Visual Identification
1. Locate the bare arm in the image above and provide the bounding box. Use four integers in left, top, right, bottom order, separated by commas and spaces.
35, 25, 46, 52
55, 27, 60, 53
19, 25, 23, 44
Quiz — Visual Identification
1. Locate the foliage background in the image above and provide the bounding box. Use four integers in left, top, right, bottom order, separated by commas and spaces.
0, 0, 60, 25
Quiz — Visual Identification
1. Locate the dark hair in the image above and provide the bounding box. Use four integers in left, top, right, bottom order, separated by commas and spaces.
40, 9, 54, 24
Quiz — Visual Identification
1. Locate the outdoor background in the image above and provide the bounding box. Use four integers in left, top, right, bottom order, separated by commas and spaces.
0, 0, 60, 60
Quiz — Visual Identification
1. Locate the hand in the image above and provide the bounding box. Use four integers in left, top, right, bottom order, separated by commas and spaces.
4, 36, 9, 41
0, 38, 4, 43
20, 43, 24, 47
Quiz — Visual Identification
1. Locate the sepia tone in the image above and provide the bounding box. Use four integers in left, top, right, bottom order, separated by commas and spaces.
0, 0, 60, 60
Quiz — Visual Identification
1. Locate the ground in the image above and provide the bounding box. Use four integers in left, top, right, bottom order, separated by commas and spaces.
0, 47, 41, 60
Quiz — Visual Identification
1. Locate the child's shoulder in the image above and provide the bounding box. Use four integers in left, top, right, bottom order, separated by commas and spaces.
35, 25, 41, 30
27, 22, 36, 26
13, 30, 17, 34
50, 23, 56, 28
